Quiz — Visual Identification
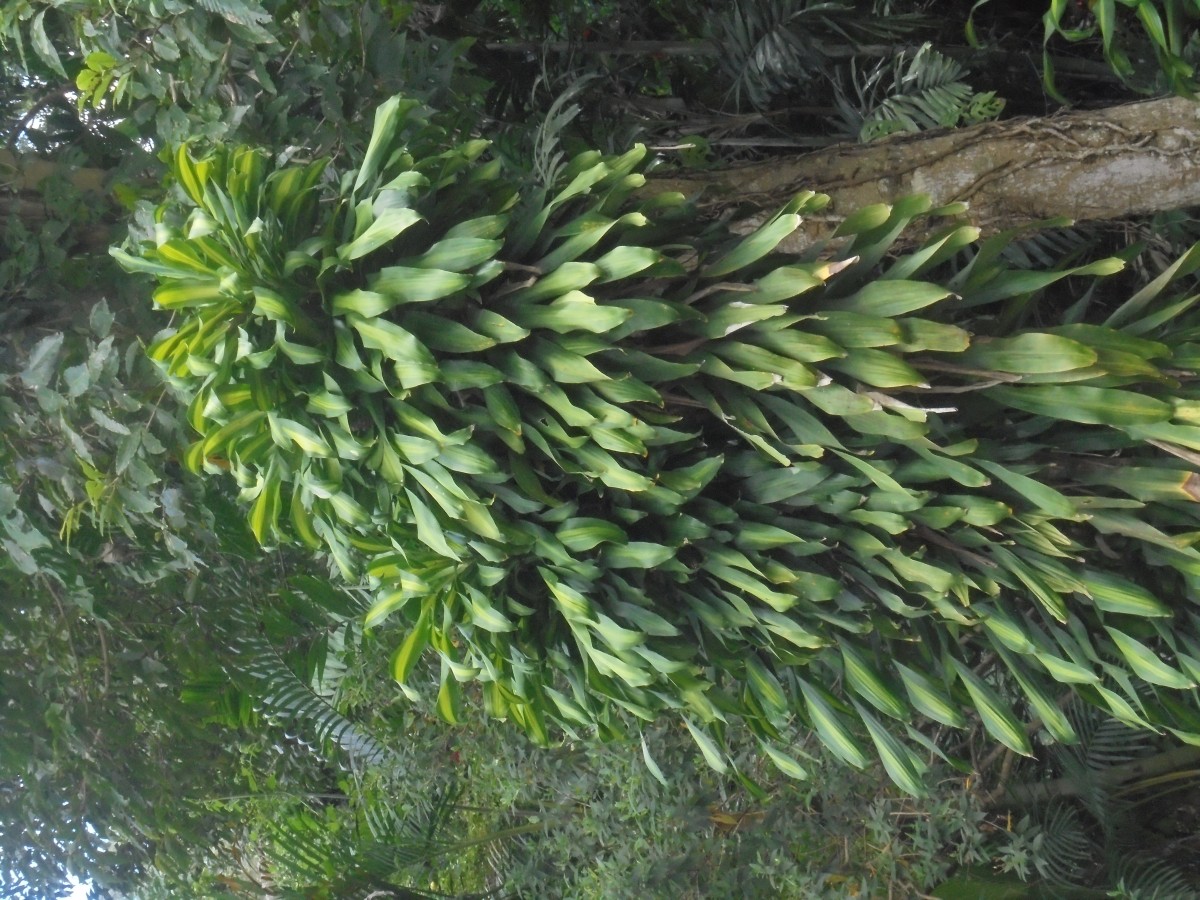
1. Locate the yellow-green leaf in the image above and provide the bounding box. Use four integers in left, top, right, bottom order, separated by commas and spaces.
1105, 627, 1195, 689
683, 717, 729, 773
800, 680, 869, 768
896, 662, 966, 728
841, 641, 908, 719
952, 659, 1033, 756
961, 333, 1098, 374
854, 702, 928, 797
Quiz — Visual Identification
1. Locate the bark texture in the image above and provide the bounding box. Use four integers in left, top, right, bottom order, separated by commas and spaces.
650, 96, 1200, 254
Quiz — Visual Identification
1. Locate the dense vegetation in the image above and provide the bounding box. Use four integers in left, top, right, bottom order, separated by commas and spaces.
6, 1, 1200, 897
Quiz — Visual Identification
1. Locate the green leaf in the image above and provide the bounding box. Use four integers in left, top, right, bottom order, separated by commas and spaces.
705, 213, 801, 277
991, 545, 1068, 623
402, 311, 498, 353
405, 237, 502, 271
405, 489, 459, 559
594, 245, 661, 282
557, 518, 628, 551
854, 702, 927, 797
683, 717, 729, 773
154, 280, 226, 309
347, 313, 439, 387
841, 641, 909, 719
989, 385, 1172, 427
965, 257, 1124, 306
744, 653, 789, 718
992, 646, 1078, 744
975, 459, 1077, 518
824, 348, 927, 388
897, 318, 970, 353
31, 11, 68, 78
365, 587, 415, 629
1105, 240, 1200, 328
832, 280, 953, 317
961, 333, 1098, 374
339, 208, 423, 260
331, 289, 396, 317
400, 621, 444, 689
808, 311, 903, 348
751, 266, 828, 303
369, 266, 471, 303
511, 262, 602, 303
896, 663, 967, 728
437, 670, 462, 724
511, 291, 632, 334
981, 606, 1038, 654
952, 659, 1032, 755
1081, 571, 1170, 618
20, 333, 64, 389
799, 680, 869, 768
761, 743, 810, 779
833, 203, 892, 236
602, 542, 677, 569
248, 464, 281, 544
355, 95, 415, 192
464, 588, 515, 633
1035, 652, 1100, 685
641, 733, 669, 787
1105, 627, 1195, 689
267, 414, 333, 457
446, 214, 509, 240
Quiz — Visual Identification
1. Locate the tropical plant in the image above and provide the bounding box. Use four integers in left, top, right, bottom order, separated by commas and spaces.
113, 91, 1200, 799
984, 704, 1200, 896
15, 0, 1200, 894
838, 42, 1005, 142
1039, 0, 1200, 100
709, 0, 923, 111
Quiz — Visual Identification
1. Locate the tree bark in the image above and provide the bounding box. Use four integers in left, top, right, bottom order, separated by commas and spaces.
649, 96, 1200, 254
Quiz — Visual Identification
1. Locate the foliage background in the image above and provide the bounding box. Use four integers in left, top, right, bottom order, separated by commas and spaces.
4, 1, 1200, 898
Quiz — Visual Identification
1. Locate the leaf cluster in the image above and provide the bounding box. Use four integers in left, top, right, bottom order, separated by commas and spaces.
114, 93, 1200, 801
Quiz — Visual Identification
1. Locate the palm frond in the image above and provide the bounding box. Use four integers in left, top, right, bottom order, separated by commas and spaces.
713, 0, 818, 110
838, 43, 1004, 141
712, 0, 922, 111
1031, 801, 1095, 887
1111, 858, 1200, 899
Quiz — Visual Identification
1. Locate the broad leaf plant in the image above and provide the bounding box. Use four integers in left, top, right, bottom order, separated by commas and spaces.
116, 96, 1200, 795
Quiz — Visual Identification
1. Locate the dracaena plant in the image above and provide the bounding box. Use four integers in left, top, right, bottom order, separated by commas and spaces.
115, 94, 1200, 795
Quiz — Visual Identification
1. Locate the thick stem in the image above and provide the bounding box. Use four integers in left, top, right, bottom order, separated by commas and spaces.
648, 96, 1200, 254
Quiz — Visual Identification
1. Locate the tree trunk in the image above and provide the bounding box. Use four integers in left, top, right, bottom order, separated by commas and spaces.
1, 149, 114, 252
649, 96, 1200, 254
